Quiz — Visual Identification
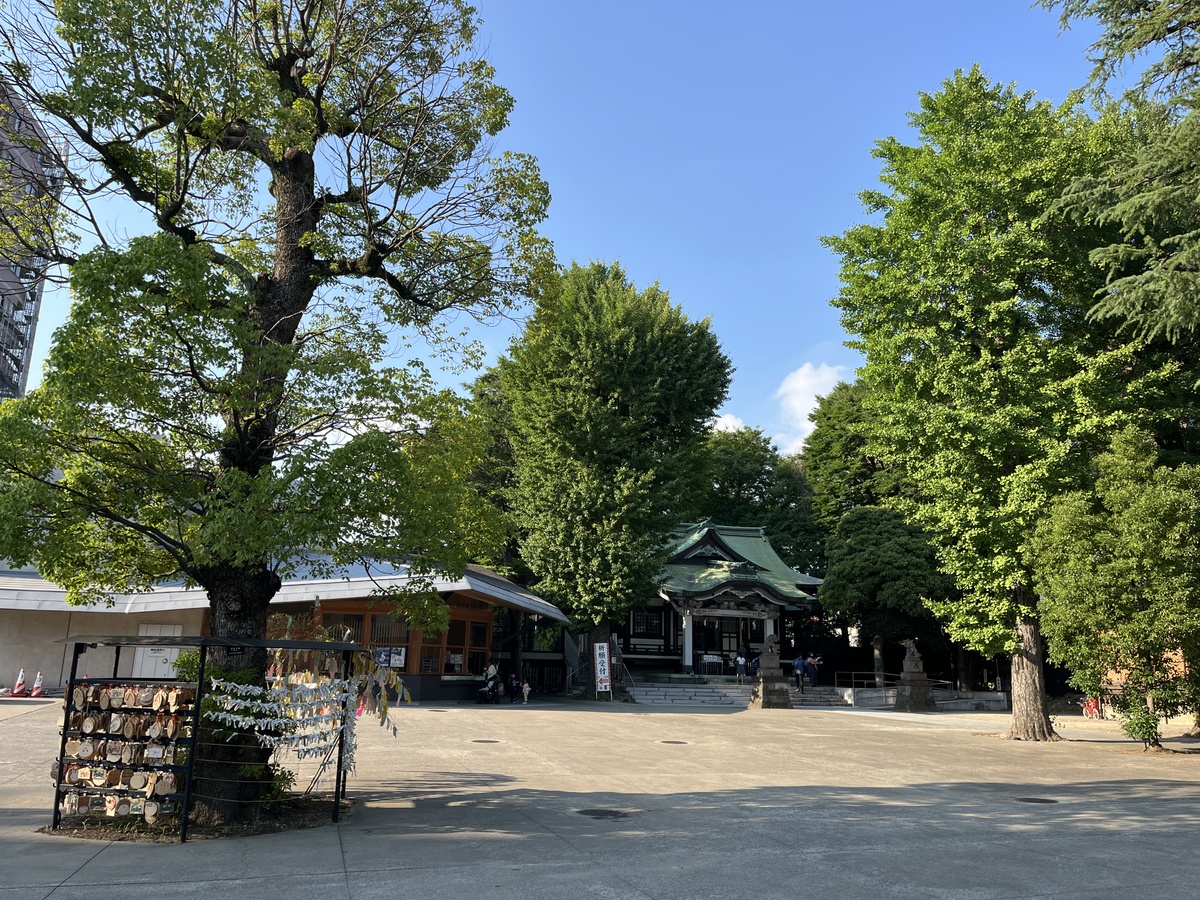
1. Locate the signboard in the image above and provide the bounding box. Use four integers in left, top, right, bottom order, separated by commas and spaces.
373, 646, 408, 668
594, 641, 612, 693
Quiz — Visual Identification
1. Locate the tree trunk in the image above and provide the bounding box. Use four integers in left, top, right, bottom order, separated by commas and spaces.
955, 645, 974, 692
191, 565, 283, 825
872, 634, 885, 688
1007, 614, 1058, 741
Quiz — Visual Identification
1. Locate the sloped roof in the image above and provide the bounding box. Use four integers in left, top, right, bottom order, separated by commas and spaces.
660, 521, 820, 605
0, 559, 569, 623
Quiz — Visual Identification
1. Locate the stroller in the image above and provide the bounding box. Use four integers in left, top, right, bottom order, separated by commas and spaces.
476, 674, 502, 704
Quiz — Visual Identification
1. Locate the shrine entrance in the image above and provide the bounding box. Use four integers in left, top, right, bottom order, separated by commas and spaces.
614, 522, 821, 675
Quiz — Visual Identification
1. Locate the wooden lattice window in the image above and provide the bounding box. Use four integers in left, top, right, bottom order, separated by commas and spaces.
632, 609, 663, 638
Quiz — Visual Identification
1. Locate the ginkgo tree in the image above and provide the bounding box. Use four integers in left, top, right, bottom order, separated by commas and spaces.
825, 68, 1159, 740
499, 262, 731, 633
0, 0, 550, 821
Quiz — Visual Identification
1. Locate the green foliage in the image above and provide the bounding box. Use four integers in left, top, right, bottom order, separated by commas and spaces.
237, 762, 296, 817
0, 0, 533, 632
264, 764, 297, 811
1045, 1, 1200, 101
464, 368, 534, 588
800, 380, 904, 533
1033, 429, 1200, 747
694, 427, 823, 574
824, 67, 1149, 657
1056, 99, 1200, 342
172, 651, 201, 683
1046, 2, 1200, 342
820, 506, 952, 646
534, 621, 563, 652
500, 262, 731, 624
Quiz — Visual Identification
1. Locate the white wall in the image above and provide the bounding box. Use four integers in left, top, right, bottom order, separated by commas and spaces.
0, 608, 206, 691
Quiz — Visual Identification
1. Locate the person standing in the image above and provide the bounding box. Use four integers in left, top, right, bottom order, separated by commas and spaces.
793, 654, 806, 692
521, 679, 531, 704
735, 653, 747, 684
508, 673, 519, 703
805, 653, 821, 688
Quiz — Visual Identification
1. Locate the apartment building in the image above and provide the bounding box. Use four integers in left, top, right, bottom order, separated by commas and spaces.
0, 79, 62, 399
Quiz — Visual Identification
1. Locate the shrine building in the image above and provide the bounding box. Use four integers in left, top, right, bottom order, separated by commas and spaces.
613, 521, 821, 675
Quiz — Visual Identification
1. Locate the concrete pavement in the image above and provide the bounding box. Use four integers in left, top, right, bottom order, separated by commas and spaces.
2, 695, 1199, 899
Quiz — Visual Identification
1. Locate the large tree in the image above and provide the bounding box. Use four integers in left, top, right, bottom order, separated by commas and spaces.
820, 506, 952, 687
1033, 429, 1200, 747
825, 67, 1147, 740
694, 426, 822, 575
801, 380, 902, 533
500, 262, 731, 629
0, 0, 549, 820
1046, 1, 1200, 342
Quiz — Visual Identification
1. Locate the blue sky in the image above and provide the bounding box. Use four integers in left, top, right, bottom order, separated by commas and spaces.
27, 1, 1107, 453
473, 1, 1107, 452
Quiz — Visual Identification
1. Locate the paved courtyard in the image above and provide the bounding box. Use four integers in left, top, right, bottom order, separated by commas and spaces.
1, 695, 1198, 899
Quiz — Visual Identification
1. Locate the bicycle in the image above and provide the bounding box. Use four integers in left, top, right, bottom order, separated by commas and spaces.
1081, 696, 1101, 719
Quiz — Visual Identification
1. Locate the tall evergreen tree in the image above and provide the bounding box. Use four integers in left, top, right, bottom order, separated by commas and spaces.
821, 506, 953, 686
801, 380, 899, 533
1047, 1, 1200, 341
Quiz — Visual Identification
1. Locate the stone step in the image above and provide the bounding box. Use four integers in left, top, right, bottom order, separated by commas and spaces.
626, 683, 850, 708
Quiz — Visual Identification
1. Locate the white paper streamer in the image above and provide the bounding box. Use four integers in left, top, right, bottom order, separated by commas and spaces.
204, 677, 361, 771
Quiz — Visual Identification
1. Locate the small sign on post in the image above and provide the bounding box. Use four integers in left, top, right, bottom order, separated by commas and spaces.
594, 641, 612, 699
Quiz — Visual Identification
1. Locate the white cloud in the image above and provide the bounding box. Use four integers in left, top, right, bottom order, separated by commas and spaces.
710, 413, 748, 432
773, 361, 847, 454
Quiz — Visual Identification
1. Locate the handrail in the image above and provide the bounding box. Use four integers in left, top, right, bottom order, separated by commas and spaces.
835, 671, 959, 691
836, 670, 901, 688
565, 662, 589, 692
563, 630, 581, 672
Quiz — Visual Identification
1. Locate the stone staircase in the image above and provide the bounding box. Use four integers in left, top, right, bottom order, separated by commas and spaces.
626, 682, 849, 709
791, 686, 852, 708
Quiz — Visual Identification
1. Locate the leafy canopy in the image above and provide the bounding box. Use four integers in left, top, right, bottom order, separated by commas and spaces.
500, 262, 731, 624
1033, 428, 1200, 746
0, 0, 547, 633
1046, 1, 1200, 341
824, 67, 1146, 656
820, 506, 951, 648
800, 380, 903, 534
694, 426, 822, 575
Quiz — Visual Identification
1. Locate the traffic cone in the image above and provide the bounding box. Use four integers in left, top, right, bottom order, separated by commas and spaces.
29, 672, 43, 698
11, 668, 27, 697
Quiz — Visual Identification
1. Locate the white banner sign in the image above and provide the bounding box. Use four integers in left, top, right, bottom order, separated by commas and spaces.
594, 642, 612, 692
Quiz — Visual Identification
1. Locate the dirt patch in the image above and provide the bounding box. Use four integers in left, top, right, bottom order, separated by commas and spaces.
40, 795, 353, 842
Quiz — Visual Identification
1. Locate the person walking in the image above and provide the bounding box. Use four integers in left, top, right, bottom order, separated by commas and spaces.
521, 679, 531, 704
793, 654, 806, 692
735, 653, 747, 685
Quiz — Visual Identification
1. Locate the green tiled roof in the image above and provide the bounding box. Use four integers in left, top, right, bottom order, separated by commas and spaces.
660, 521, 820, 604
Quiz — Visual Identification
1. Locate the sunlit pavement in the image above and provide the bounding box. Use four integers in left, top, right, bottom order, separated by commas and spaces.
2, 695, 1198, 899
